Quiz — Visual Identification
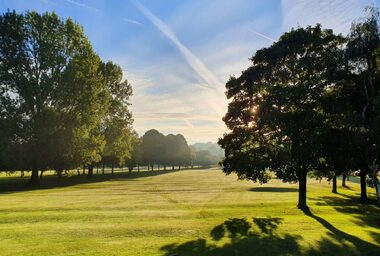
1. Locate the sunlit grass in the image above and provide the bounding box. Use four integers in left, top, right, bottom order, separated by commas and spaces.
0, 168, 378, 255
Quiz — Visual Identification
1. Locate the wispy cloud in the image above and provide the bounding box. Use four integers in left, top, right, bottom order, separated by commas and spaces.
133, 1, 223, 89
63, 0, 99, 12
134, 112, 221, 121
133, 1, 227, 119
122, 18, 144, 26
280, 0, 373, 34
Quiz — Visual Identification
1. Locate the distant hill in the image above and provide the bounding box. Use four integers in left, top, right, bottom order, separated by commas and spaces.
191, 142, 224, 159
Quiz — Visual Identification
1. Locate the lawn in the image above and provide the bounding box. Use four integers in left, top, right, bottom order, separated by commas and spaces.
0, 168, 379, 256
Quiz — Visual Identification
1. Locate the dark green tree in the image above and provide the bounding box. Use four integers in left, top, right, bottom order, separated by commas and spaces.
219, 25, 343, 209
346, 7, 380, 202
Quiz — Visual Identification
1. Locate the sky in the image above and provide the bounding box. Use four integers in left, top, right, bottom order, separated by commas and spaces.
0, 0, 378, 144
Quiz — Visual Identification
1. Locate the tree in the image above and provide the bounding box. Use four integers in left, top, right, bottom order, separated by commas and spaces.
318, 128, 357, 193
140, 129, 165, 170
125, 131, 141, 172
0, 10, 110, 183
173, 134, 191, 169
219, 25, 343, 209
99, 61, 133, 176
164, 134, 178, 170
164, 134, 191, 170
346, 7, 380, 202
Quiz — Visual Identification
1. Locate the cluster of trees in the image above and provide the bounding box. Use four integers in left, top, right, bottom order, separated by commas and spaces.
219, 8, 380, 208
132, 129, 191, 171
0, 11, 134, 183
125, 130, 221, 172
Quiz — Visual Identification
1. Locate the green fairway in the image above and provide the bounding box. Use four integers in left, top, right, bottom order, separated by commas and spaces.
0, 168, 379, 256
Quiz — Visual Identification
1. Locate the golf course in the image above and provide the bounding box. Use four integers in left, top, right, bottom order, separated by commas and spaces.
0, 168, 378, 256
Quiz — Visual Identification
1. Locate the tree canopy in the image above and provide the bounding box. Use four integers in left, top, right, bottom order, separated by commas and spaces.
218, 10, 380, 207
0, 10, 134, 183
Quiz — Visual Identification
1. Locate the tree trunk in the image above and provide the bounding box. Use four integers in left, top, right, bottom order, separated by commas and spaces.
373, 177, 380, 204
111, 164, 114, 175
82, 165, 86, 175
151, 164, 154, 171
297, 169, 308, 209
96, 166, 99, 174
178, 165, 181, 170
30, 168, 39, 185
39, 170, 43, 180
87, 164, 93, 178
137, 165, 140, 172
77, 168, 80, 176
370, 165, 380, 204
172, 166, 174, 170
360, 169, 367, 202
102, 164, 105, 175
332, 174, 337, 193
342, 174, 347, 187
20, 171, 24, 178
57, 170, 63, 179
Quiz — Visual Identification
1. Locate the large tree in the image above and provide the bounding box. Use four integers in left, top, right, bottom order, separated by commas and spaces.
219, 25, 343, 209
346, 7, 380, 202
0, 11, 108, 183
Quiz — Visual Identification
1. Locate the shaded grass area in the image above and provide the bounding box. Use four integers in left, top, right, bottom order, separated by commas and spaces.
0, 169, 179, 194
0, 168, 379, 255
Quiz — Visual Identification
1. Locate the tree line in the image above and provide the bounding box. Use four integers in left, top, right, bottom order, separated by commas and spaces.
126, 129, 222, 172
219, 7, 380, 208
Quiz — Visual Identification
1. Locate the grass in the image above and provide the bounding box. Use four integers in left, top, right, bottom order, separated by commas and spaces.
0, 168, 379, 255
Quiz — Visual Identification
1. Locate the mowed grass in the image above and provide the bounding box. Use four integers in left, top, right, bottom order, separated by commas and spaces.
0, 168, 379, 256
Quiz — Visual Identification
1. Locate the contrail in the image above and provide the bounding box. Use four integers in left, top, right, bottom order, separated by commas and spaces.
133, 1, 223, 89
63, 0, 143, 27
64, 0, 99, 12
122, 18, 144, 26
250, 29, 276, 43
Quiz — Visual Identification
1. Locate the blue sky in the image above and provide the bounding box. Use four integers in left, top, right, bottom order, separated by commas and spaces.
0, 0, 378, 143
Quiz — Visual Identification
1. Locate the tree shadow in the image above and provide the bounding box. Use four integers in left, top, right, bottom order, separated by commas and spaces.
0, 169, 178, 194
161, 217, 304, 256
248, 187, 298, 192
310, 194, 380, 229
302, 208, 380, 255
161, 213, 380, 256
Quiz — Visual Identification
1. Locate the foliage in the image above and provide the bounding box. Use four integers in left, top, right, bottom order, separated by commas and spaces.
219, 25, 344, 208
0, 10, 133, 182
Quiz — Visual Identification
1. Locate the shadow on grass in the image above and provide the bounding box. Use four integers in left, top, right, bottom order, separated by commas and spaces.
0, 169, 179, 194
161, 213, 380, 256
248, 187, 298, 192
310, 193, 380, 227
302, 208, 380, 255
161, 217, 303, 256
